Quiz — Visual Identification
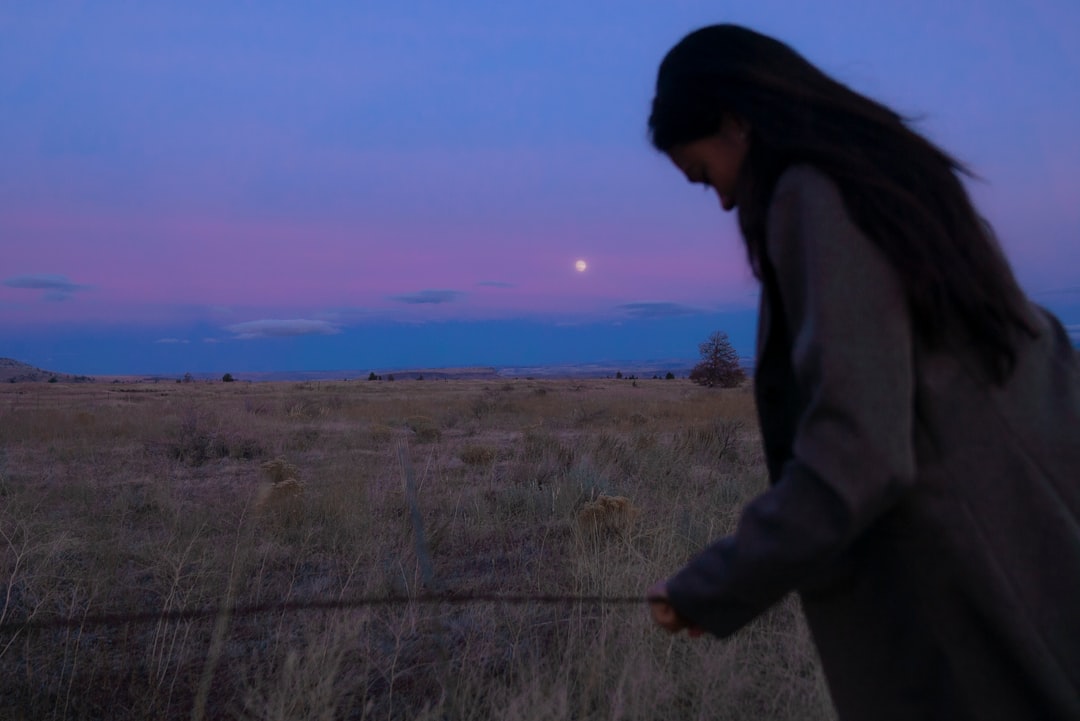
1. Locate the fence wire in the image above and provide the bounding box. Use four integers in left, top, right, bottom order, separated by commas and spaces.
0, 593, 653, 634
2, 443, 661, 637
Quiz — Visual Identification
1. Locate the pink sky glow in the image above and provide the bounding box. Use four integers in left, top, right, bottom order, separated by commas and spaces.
2, 1, 1077, 373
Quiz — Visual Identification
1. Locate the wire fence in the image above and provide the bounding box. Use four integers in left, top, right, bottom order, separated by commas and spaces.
1, 442, 658, 636
0, 593, 652, 634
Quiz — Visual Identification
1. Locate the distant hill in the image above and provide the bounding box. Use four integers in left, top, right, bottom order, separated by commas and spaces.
496, 360, 699, 379
238, 362, 708, 381
229, 366, 503, 382
0, 358, 95, 384
0, 358, 758, 383
216, 359, 718, 382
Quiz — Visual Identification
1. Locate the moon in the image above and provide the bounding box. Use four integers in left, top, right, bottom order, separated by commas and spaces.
575, 259, 587, 272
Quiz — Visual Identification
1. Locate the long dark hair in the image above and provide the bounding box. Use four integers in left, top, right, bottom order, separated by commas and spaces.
649, 24, 1036, 383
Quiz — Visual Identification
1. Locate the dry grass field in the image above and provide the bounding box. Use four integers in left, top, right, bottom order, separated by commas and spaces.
0, 378, 835, 720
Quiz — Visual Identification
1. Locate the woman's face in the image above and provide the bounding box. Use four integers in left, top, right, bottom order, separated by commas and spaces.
666, 119, 749, 211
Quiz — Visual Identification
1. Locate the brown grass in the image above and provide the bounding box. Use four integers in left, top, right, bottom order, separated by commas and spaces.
0, 378, 834, 720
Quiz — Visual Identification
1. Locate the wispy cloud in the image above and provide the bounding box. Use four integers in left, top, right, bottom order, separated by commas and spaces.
390, 289, 463, 304
155, 338, 190, 344
617, 302, 701, 319
477, 281, 514, 288
4, 273, 85, 291
4, 273, 91, 301
44, 291, 75, 302
225, 319, 341, 339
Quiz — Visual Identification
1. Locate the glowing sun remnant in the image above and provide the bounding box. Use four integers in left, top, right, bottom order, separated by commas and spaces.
575, 259, 588, 273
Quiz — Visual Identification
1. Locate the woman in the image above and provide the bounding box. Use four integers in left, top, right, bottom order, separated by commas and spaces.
645, 24, 1080, 720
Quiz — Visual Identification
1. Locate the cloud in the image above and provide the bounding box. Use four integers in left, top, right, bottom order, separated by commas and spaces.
4, 273, 83, 291
616, 302, 701, 319
155, 338, 190, 344
225, 319, 341, 339
4, 274, 90, 301
44, 291, 75, 302
477, 281, 515, 288
390, 289, 463, 304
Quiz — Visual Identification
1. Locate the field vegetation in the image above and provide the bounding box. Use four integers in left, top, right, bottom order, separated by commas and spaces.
0, 378, 834, 720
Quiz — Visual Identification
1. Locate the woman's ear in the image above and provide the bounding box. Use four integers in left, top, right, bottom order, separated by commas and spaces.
725, 113, 750, 142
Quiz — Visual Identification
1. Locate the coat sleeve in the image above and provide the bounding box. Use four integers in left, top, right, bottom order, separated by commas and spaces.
665, 165, 918, 637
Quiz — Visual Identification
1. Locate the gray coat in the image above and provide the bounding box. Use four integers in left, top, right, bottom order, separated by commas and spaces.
666, 165, 1080, 720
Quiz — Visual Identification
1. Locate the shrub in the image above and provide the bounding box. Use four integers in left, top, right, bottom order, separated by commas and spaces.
470, 387, 516, 419
406, 416, 441, 443
459, 445, 498, 466
368, 423, 395, 445
260, 456, 300, 484
577, 494, 641, 538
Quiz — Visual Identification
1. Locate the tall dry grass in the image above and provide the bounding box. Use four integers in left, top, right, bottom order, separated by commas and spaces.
0, 378, 835, 720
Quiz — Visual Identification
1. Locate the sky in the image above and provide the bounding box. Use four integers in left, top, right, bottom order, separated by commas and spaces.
2, 1, 1078, 376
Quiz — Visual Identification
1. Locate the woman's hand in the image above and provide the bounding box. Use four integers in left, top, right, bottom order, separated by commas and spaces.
647, 580, 704, 638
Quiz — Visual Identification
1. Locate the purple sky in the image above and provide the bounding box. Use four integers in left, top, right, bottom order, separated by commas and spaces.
2, 1, 1078, 375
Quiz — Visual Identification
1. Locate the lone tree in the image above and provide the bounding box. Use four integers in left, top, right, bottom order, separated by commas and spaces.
222, 373, 235, 383
689, 331, 746, 388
